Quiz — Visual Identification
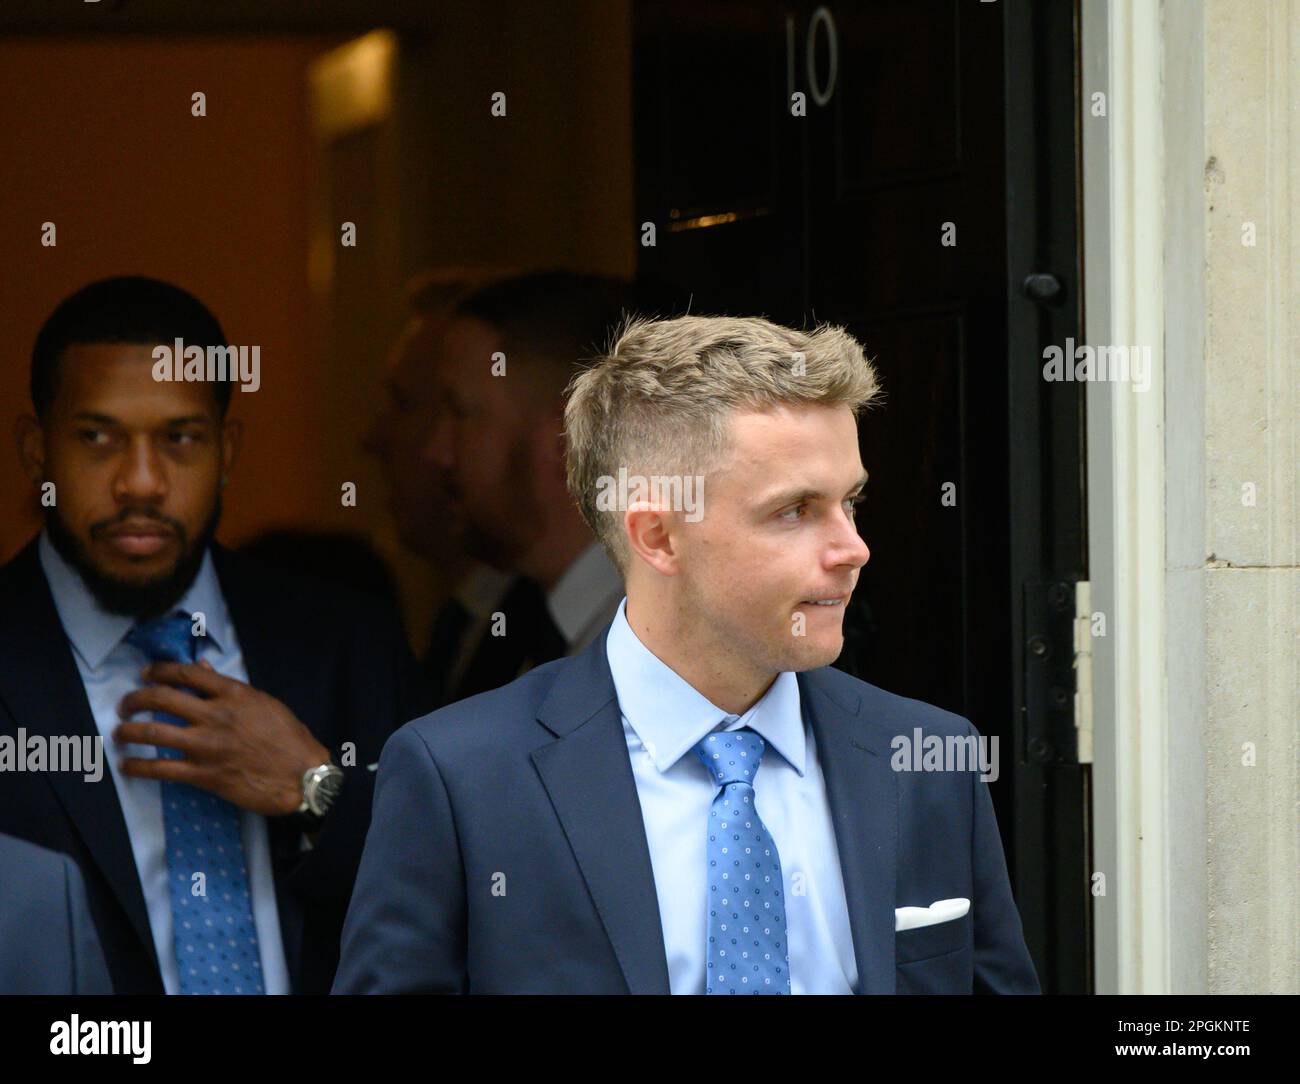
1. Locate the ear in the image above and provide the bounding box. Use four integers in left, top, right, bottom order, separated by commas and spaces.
219, 416, 243, 483
15, 413, 45, 487
624, 501, 680, 577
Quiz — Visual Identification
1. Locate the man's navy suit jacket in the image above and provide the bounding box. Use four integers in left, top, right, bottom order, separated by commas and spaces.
0, 832, 113, 993
0, 539, 431, 994
334, 621, 1041, 994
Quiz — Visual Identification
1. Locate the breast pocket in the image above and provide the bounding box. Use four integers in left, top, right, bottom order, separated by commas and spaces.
894, 911, 973, 994
895, 911, 970, 964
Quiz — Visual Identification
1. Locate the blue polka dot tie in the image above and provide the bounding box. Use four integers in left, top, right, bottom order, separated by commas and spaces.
126, 613, 264, 995
693, 727, 790, 994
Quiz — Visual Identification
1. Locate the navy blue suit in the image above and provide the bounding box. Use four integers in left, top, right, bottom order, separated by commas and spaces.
0, 832, 112, 993
335, 623, 1040, 994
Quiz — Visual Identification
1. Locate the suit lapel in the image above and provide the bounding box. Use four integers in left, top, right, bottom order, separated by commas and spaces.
799, 669, 899, 994
530, 631, 671, 994
0, 540, 158, 969
210, 545, 317, 727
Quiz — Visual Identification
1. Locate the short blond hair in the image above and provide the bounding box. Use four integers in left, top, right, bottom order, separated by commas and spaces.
564, 314, 884, 573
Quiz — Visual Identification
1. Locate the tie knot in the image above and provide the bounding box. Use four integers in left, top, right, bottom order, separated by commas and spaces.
126, 613, 198, 664
694, 727, 766, 787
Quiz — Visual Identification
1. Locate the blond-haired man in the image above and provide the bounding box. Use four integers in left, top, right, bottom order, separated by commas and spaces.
335, 315, 1040, 994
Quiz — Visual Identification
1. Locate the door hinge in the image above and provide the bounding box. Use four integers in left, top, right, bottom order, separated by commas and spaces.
1073, 580, 1093, 764
1023, 578, 1089, 765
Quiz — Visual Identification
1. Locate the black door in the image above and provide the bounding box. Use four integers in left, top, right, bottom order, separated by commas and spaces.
634, 0, 1088, 993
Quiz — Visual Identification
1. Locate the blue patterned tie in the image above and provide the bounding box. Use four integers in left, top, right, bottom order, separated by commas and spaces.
694, 727, 790, 994
126, 613, 264, 995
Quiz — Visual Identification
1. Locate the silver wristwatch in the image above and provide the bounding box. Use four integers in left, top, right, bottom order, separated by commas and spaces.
297, 762, 345, 823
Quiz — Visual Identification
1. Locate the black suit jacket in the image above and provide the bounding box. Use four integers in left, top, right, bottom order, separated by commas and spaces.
0, 538, 431, 994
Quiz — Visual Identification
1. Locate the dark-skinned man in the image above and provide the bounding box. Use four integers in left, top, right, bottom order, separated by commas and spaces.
0, 276, 430, 994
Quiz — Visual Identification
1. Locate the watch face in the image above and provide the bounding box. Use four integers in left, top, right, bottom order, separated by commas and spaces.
310, 765, 344, 814
319, 768, 344, 802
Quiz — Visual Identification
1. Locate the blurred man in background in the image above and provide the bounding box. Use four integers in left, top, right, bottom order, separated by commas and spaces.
364, 269, 632, 705
364, 269, 512, 705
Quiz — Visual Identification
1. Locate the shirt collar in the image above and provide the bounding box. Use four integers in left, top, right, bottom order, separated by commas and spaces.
605, 596, 805, 776
547, 542, 624, 647
38, 528, 232, 669
452, 563, 514, 621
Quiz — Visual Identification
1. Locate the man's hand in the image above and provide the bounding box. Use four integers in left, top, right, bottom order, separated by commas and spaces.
114, 661, 330, 817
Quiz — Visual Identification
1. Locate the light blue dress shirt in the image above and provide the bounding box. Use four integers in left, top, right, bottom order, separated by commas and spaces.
606, 596, 860, 994
38, 530, 291, 994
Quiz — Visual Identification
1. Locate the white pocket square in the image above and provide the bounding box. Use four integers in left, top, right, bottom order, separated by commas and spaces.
894, 897, 970, 931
